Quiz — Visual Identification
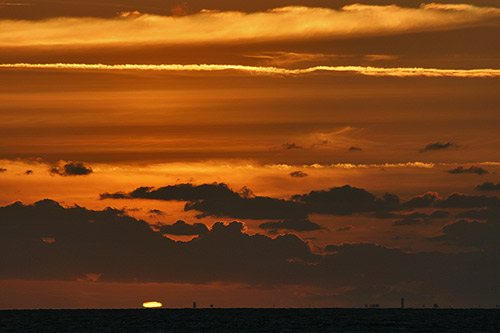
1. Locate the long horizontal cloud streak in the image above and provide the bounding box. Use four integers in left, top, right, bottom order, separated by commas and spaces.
2, 63, 500, 77
1, 4, 500, 46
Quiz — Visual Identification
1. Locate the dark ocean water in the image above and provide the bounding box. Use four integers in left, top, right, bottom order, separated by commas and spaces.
1, 308, 499, 332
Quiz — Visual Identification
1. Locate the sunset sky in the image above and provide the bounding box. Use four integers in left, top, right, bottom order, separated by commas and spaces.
1, 0, 500, 309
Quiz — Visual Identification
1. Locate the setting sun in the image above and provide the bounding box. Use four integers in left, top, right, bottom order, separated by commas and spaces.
142, 301, 162, 308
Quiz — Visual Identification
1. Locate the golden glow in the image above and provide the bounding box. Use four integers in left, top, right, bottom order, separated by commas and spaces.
1, 4, 500, 47
2, 63, 500, 77
142, 301, 162, 308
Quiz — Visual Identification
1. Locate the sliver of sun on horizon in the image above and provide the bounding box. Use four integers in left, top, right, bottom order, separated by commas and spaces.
142, 301, 163, 308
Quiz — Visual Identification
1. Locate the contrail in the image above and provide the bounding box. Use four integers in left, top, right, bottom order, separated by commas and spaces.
1, 63, 500, 77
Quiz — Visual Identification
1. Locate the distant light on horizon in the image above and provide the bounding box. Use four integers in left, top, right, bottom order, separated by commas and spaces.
142, 301, 162, 308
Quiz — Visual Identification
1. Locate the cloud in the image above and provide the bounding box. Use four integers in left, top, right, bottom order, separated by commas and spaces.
102, 183, 308, 220
102, 182, 238, 201
282, 143, 302, 150
456, 206, 500, 221
374, 209, 450, 221
447, 166, 489, 175
118, 11, 142, 19
476, 181, 500, 191
402, 191, 500, 210
170, 3, 189, 17
3, 63, 500, 78
50, 161, 93, 176
156, 220, 209, 235
0, 2, 29, 6
290, 170, 308, 178
428, 210, 451, 219
402, 192, 439, 208
348, 146, 362, 152
102, 183, 404, 220
259, 219, 323, 232
100, 182, 500, 226
2, 4, 500, 47
292, 185, 400, 215
244, 52, 345, 66
148, 209, 163, 215
435, 193, 500, 209
2, 200, 500, 305
0, 168, 6, 173
0, 200, 315, 284
24, 169, 33, 175
335, 226, 352, 232
392, 217, 422, 226
431, 218, 500, 250
421, 141, 454, 152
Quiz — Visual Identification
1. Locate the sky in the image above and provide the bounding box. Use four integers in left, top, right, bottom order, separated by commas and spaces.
1, 0, 500, 309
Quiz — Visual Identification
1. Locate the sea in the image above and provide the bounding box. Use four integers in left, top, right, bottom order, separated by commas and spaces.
1, 308, 499, 332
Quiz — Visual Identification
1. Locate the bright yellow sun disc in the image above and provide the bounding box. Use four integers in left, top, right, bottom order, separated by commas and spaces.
142, 301, 162, 308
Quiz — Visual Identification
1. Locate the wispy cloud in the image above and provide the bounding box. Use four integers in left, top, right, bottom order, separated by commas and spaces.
421, 142, 455, 152
1, 4, 500, 46
2, 63, 500, 77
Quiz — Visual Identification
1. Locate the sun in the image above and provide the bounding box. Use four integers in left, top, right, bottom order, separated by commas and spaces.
142, 301, 162, 308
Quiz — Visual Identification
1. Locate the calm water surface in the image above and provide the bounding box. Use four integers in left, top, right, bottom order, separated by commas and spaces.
1, 308, 499, 332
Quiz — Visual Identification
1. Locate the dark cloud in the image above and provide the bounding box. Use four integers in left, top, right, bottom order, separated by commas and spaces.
185, 193, 306, 220
148, 209, 164, 215
290, 170, 308, 178
428, 210, 451, 219
1, 200, 500, 305
456, 207, 500, 221
282, 143, 303, 150
375, 210, 449, 221
476, 181, 500, 191
50, 162, 93, 176
435, 193, 500, 209
259, 219, 323, 232
348, 146, 362, 152
0, 168, 6, 173
402, 191, 500, 210
447, 166, 488, 175
404, 212, 428, 219
156, 220, 209, 236
392, 217, 422, 226
0, 200, 315, 284
431, 218, 500, 250
101, 183, 500, 225
457, 209, 489, 220
102, 183, 308, 220
102, 183, 235, 201
102, 183, 402, 220
421, 141, 454, 152
432, 205, 500, 250
402, 192, 439, 208
293, 185, 400, 215
310, 140, 330, 148
24, 170, 33, 175
335, 226, 352, 232
372, 211, 400, 219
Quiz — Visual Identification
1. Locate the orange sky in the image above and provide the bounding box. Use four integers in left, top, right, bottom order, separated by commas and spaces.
1, 1, 500, 309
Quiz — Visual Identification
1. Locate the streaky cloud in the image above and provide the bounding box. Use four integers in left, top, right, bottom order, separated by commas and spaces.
421, 141, 455, 152
447, 166, 489, 175
2, 63, 500, 77
1, 4, 500, 46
